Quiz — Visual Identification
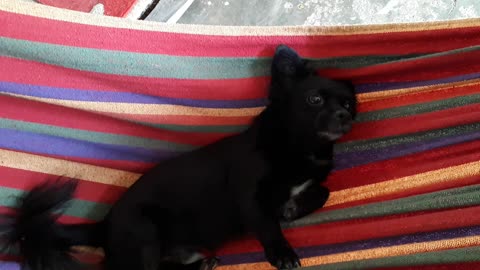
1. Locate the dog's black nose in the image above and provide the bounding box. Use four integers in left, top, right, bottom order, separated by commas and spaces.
334, 110, 350, 121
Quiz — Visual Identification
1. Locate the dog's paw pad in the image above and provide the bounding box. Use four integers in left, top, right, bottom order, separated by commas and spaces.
275, 258, 301, 270
266, 246, 301, 270
273, 250, 300, 269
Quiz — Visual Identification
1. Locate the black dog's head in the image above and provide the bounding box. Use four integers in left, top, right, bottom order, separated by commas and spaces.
269, 45, 357, 144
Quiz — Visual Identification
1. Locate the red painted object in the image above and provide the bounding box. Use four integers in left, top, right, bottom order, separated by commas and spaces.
37, 0, 138, 17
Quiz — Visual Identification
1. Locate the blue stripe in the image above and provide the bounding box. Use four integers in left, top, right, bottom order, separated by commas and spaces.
356, 72, 480, 93
0, 81, 267, 108
0, 128, 177, 162
334, 129, 480, 170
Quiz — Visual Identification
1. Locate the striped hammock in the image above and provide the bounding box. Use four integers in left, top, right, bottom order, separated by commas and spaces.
1, 1, 480, 269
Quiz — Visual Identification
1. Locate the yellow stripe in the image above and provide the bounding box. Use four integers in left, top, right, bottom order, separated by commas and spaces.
326, 160, 480, 207
218, 235, 480, 270
2, 1, 480, 36
1, 144, 478, 204
0, 149, 140, 188
357, 78, 480, 103
4, 93, 264, 117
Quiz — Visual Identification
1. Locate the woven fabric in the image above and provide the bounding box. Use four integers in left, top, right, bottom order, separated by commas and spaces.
1, 1, 480, 269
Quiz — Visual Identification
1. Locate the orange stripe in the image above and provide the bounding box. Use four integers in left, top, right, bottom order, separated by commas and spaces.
218, 236, 480, 270
326, 160, 480, 207
358, 82, 480, 112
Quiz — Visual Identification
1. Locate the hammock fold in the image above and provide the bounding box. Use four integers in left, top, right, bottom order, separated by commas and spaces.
1, 1, 480, 269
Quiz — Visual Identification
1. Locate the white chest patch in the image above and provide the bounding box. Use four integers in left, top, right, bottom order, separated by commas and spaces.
290, 179, 313, 197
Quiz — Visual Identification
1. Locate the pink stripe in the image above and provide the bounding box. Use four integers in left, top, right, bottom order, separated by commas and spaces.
4, 11, 480, 57
0, 57, 269, 100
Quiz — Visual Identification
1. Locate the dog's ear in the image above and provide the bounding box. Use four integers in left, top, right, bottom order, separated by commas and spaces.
270, 45, 311, 101
272, 45, 303, 76
340, 80, 356, 95
272, 45, 307, 77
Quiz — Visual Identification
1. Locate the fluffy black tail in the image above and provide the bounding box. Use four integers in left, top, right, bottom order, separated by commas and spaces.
3, 179, 104, 270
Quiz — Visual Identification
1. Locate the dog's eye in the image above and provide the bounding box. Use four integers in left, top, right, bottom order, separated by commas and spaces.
307, 95, 324, 106
343, 101, 351, 109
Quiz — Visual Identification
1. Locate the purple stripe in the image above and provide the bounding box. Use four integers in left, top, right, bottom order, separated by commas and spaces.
219, 225, 480, 265
0, 81, 267, 108
0, 262, 19, 270
0, 128, 176, 163
2, 226, 480, 266
333, 130, 480, 170
356, 72, 480, 93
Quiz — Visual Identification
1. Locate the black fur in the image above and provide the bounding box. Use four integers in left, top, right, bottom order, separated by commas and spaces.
3, 45, 357, 270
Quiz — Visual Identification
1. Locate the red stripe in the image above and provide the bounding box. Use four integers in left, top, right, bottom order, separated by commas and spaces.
0, 255, 21, 263
37, 153, 155, 173
217, 206, 480, 255
0, 166, 125, 204
358, 83, 480, 113
103, 0, 136, 17
342, 103, 480, 142
327, 139, 480, 191
2, 166, 475, 251
0, 94, 230, 146
321, 50, 480, 83
3, 11, 480, 57
37, 0, 136, 17
0, 254, 104, 266
0, 57, 270, 100
103, 113, 255, 126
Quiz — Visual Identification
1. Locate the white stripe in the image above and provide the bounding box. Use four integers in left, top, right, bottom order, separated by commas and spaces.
166, 0, 195, 24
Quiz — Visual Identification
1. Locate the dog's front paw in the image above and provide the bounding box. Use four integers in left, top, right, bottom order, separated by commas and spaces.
281, 199, 299, 221
199, 257, 219, 270
265, 246, 301, 270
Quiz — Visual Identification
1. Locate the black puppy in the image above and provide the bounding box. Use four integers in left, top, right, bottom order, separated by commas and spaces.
4, 45, 356, 270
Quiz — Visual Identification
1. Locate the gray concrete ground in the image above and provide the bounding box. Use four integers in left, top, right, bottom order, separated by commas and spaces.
14, 0, 480, 26
146, 0, 480, 26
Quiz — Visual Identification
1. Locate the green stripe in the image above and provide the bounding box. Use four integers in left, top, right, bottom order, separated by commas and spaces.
302, 246, 480, 270
0, 118, 195, 152
335, 122, 480, 154
0, 37, 456, 79
379, 44, 480, 65
1, 184, 478, 229
0, 187, 110, 220
0, 37, 270, 79
306, 53, 426, 69
284, 184, 480, 229
2, 38, 478, 79
356, 93, 480, 123
309, 45, 480, 72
